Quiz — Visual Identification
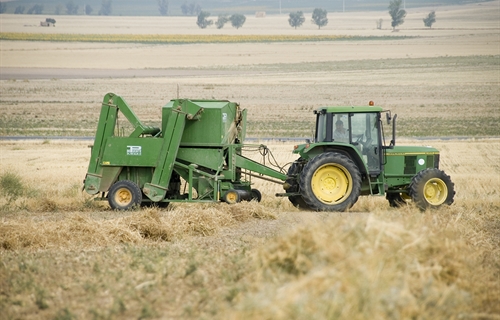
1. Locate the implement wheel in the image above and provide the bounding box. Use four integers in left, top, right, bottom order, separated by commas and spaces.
409, 168, 455, 210
222, 190, 240, 204
251, 189, 262, 202
299, 152, 361, 212
108, 180, 142, 210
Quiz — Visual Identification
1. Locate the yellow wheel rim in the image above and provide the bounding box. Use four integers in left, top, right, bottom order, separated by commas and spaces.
311, 163, 352, 204
114, 187, 133, 206
225, 191, 238, 204
423, 178, 448, 205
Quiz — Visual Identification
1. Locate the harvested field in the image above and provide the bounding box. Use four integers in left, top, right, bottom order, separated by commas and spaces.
0, 138, 499, 318
0, 1, 499, 319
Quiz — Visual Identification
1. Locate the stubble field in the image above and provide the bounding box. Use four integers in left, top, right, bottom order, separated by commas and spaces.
0, 1, 499, 319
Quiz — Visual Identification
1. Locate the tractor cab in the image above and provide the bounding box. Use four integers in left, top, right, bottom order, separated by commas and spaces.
304, 104, 389, 177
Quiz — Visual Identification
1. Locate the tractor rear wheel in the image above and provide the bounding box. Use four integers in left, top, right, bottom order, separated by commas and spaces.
286, 159, 311, 210
108, 180, 142, 210
299, 152, 361, 212
409, 168, 455, 210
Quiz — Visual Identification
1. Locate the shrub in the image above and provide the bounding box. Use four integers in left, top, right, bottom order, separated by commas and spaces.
0, 171, 26, 202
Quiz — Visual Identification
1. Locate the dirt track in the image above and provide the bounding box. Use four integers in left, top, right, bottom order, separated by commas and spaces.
0, 67, 260, 80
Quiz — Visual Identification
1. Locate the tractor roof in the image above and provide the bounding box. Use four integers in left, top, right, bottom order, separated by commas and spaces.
315, 105, 384, 114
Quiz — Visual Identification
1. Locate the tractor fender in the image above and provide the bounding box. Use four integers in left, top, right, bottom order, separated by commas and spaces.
297, 143, 370, 177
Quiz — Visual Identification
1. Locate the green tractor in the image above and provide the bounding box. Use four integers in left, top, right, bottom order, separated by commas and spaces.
279, 102, 455, 211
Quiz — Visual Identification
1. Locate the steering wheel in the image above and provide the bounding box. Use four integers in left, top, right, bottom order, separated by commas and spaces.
353, 134, 364, 145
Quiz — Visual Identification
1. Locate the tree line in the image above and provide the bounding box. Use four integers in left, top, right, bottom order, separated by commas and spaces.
0, 0, 437, 30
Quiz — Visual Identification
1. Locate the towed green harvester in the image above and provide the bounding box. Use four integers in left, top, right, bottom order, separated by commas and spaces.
84, 94, 455, 211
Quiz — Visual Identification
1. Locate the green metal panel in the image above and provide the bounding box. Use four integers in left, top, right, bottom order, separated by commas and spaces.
84, 94, 119, 195
176, 147, 225, 171
144, 108, 187, 201
162, 99, 242, 146
101, 137, 162, 167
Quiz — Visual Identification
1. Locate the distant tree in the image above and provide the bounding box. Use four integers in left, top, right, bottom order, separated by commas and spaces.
311, 8, 328, 29
99, 0, 112, 16
388, 0, 406, 31
85, 4, 93, 15
0, 3, 7, 14
229, 14, 246, 29
15, 6, 25, 14
158, 0, 169, 16
66, 1, 79, 15
181, 2, 200, 16
288, 11, 305, 29
423, 11, 436, 28
196, 11, 212, 29
215, 14, 229, 29
27, 4, 44, 14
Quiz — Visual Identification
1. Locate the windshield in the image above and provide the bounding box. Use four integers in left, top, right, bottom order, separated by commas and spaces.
315, 111, 382, 173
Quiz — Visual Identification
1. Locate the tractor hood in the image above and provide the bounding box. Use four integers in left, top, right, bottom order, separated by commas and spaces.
386, 145, 440, 156
385, 145, 441, 175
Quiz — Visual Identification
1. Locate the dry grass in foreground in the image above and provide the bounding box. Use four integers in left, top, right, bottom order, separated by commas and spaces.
0, 139, 499, 318
0, 203, 277, 250
0, 206, 498, 319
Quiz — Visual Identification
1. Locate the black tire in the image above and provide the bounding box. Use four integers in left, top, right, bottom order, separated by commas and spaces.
299, 152, 361, 212
286, 159, 311, 210
409, 168, 455, 210
289, 195, 311, 210
222, 189, 240, 204
108, 180, 142, 210
251, 189, 262, 202
386, 192, 411, 208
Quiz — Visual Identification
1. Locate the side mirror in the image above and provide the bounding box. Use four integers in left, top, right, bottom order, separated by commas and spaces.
386, 112, 392, 125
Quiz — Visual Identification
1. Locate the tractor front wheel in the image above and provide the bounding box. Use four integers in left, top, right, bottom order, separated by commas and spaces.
108, 180, 142, 210
299, 152, 361, 212
409, 168, 455, 210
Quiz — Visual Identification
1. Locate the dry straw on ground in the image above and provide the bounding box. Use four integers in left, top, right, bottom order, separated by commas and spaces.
0, 203, 277, 250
